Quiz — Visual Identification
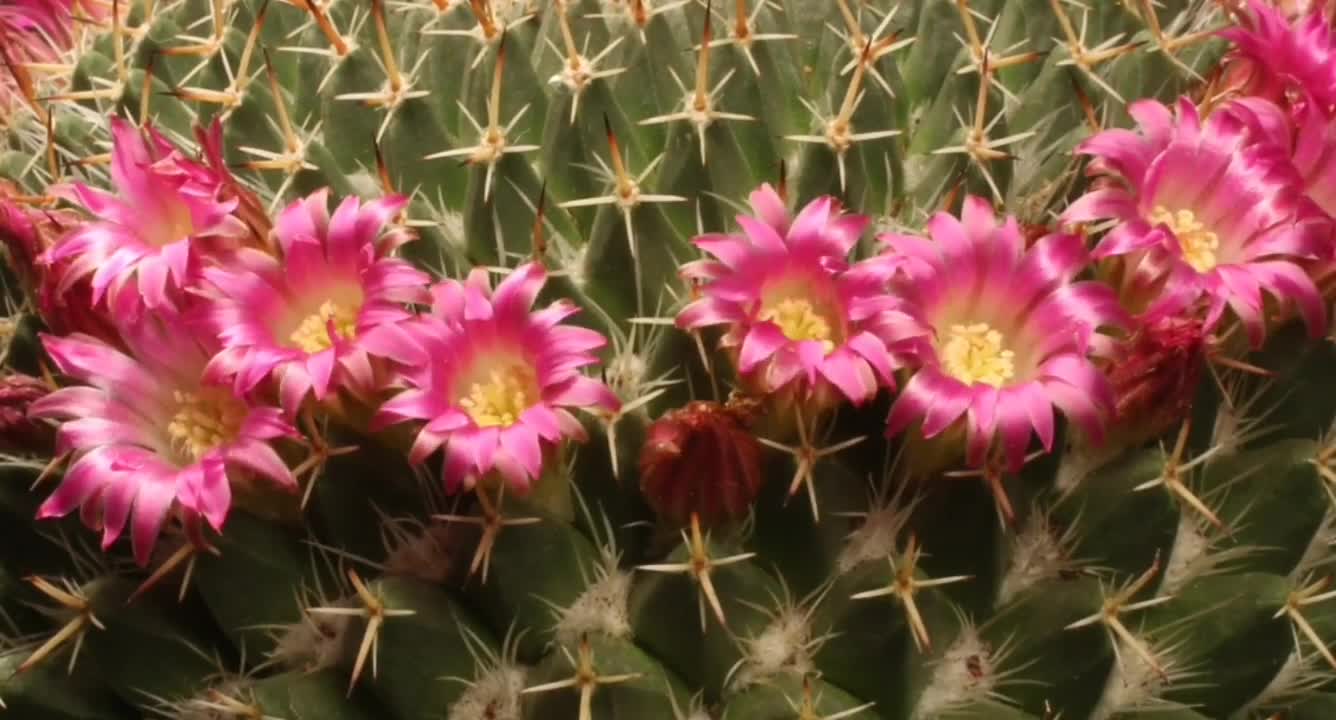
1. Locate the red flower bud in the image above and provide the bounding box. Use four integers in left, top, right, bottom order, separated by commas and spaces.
1109, 316, 1207, 446
0, 373, 52, 454
2, 190, 120, 343
639, 399, 764, 527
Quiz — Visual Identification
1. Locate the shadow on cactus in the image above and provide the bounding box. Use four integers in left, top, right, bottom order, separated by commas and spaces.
4, 1, 1336, 719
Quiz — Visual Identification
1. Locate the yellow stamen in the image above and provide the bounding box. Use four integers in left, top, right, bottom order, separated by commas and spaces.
147, 199, 196, 247
1151, 206, 1219, 273
459, 367, 536, 428
941, 322, 1015, 387
759, 298, 836, 352
288, 300, 359, 353
167, 389, 246, 461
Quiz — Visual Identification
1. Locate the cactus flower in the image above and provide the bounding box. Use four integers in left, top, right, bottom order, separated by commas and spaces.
1062, 98, 1330, 347
2, 0, 121, 114
880, 196, 1127, 469
1, 1, 64, 113
200, 189, 430, 416
676, 183, 923, 407
1221, 0, 1336, 109
30, 316, 299, 565
1225, 94, 1336, 224
42, 118, 252, 316
367, 262, 620, 494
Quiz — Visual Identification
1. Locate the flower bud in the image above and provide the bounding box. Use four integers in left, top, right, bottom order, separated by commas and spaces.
2, 189, 121, 343
639, 399, 764, 527
1108, 316, 1207, 447
0, 373, 53, 455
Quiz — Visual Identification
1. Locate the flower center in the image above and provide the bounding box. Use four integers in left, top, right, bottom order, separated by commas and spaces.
144, 196, 198, 247
758, 298, 836, 352
458, 366, 536, 428
166, 388, 246, 462
288, 300, 359, 353
941, 323, 1016, 387
1151, 206, 1219, 273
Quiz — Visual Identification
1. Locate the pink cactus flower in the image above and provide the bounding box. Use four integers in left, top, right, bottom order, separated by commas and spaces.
30, 315, 299, 565
366, 262, 620, 494
1220, 0, 1336, 110
675, 183, 924, 407
200, 189, 430, 416
1224, 95, 1336, 222
1062, 98, 1330, 347
880, 196, 1127, 470
1, 1, 64, 114
42, 118, 252, 316
1, 0, 116, 113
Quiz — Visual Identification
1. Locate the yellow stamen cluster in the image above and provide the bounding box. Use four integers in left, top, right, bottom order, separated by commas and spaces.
459, 367, 536, 428
759, 298, 836, 353
167, 389, 247, 461
940, 322, 1016, 387
1150, 205, 1220, 273
288, 300, 360, 353
146, 198, 198, 248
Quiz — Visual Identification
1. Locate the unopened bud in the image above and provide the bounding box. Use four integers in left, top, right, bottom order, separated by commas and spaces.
0, 373, 53, 455
639, 399, 764, 527
1109, 316, 1207, 447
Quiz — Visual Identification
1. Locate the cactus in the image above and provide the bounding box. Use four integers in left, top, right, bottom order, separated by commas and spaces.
3, 0, 1336, 718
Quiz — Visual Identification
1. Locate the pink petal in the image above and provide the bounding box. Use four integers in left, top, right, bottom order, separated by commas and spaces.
846, 331, 896, 386
787, 196, 833, 247
520, 404, 566, 441
29, 386, 111, 420
130, 471, 177, 566
886, 370, 971, 439
736, 215, 785, 253
500, 423, 543, 480
817, 349, 875, 405
748, 183, 790, 234
278, 368, 313, 418
1062, 188, 1139, 224
227, 440, 296, 489
361, 321, 431, 367
100, 471, 137, 551
738, 323, 789, 373
677, 298, 746, 329
965, 386, 1000, 465
996, 387, 1038, 470
1041, 378, 1106, 444
425, 408, 473, 435
37, 449, 113, 518
694, 234, 753, 270
376, 389, 447, 426
441, 439, 476, 493
305, 350, 337, 399
191, 454, 232, 531
409, 428, 447, 465
1024, 387, 1056, 453
492, 262, 546, 320
1250, 260, 1328, 341
548, 376, 620, 412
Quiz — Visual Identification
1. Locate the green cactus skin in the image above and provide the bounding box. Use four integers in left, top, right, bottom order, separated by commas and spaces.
7, 2, 1336, 720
